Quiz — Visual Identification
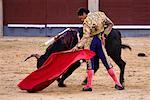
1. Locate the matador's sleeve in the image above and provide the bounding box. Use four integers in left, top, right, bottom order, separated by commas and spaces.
101, 12, 114, 35
76, 24, 91, 48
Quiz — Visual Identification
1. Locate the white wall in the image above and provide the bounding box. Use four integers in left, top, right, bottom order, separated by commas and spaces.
88, 0, 99, 12
0, 0, 3, 37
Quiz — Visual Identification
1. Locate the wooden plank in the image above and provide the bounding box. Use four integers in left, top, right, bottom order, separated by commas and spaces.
100, 0, 150, 24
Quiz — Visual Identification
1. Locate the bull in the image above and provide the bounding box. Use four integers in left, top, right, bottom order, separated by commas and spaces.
25, 28, 131, 88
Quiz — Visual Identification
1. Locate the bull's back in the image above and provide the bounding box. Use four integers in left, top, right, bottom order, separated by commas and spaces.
37, 30, 79, 68
105, 29, 122, 56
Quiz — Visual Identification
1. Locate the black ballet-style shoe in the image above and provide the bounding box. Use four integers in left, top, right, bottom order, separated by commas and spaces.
82, 87, 92, 91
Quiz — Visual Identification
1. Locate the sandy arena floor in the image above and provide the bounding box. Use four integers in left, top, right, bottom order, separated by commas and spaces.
0, 37, 150, 100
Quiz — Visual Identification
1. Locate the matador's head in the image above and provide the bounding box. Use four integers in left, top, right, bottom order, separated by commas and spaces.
77, 8, 90, 22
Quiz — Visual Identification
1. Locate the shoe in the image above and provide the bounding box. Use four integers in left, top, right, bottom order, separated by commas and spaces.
82, 87, 92, 91
115, 84, 124, 90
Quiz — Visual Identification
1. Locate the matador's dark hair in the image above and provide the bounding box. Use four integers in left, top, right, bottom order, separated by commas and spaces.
77, 7, 90, 16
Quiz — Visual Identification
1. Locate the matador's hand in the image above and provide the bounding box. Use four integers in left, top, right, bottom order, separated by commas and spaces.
71, 46, 79, 52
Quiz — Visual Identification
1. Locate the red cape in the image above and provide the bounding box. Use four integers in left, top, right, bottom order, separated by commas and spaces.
18, 49, 95, 92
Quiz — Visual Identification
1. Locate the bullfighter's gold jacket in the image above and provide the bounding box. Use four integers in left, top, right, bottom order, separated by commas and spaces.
77, 11, 113, 48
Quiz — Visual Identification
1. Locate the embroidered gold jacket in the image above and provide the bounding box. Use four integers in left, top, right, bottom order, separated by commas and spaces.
77, 11, 113, 48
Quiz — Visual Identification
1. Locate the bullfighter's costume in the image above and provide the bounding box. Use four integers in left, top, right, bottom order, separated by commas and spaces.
74, 11, 123, 91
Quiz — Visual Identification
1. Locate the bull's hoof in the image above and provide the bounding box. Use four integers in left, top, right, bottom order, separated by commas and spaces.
120, 79, 125, 88
121, 81, 125, 88
58, 83, 66, 87
115, 84, 124, 90
27, 90, 36, 93
57, 78, 61, 82
82, 87, 92, 92
82, 78, 87, 85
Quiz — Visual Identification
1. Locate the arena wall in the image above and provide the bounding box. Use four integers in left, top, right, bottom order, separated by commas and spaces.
2, 0, 150, 37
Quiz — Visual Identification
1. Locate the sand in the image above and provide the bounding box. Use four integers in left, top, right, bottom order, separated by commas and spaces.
0, 37, 150, 100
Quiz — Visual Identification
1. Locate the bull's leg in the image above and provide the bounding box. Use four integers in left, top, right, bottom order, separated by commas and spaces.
93, 54, 100, 73
37, 55, 47, 69
109, 54, 126, 86
119, 60, 126, 86
105, 29, 125, 87
57, 61, 81, 87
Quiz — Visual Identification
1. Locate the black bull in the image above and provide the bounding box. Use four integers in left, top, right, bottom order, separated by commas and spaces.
25, 28, 131, 87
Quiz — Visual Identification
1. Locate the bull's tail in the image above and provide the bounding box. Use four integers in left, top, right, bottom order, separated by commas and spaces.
24, 54, 40, 62
121, 44, 132, 51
